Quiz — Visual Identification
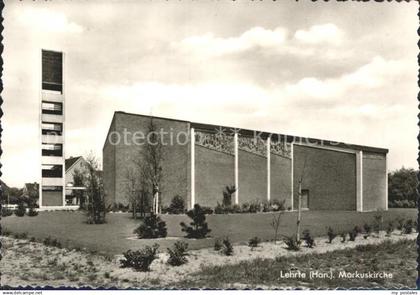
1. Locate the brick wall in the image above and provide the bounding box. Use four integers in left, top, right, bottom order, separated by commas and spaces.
105, 113, 190, 208
195, 145, 234, 207
270, 153, 292, 208
293, 145, 357, 210
103, 116, 116, 208
238, 149, 267, 204
362, 152, 387, 211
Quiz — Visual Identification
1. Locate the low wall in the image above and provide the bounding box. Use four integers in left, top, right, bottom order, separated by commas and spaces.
161, 209, 417, 243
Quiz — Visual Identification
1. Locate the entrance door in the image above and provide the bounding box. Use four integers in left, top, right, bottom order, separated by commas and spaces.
301, 189, 309, 209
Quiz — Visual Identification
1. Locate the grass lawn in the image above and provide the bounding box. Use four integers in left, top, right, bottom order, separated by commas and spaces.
174, 238, 417, 289
1, 208, 416, 256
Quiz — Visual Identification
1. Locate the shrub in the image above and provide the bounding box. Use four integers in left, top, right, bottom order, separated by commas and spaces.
241, 202, 250, 213
302, 230, 315, 248
373, 213, 383, 234
120, 244, 159, 272
221, 237, 234, 256
1, 207, 13, 217
396, 218, 405, 231
363, 223, 371, 239
232, 204, 242, 214
214, 203, 225, 214
270, 199, 286, 212
327, 227, 337, 243
134, 214, 167, 239
180, 204, 211, 239
167, 241, 189, 266
43, 236, 62, 248
14, 232, 28, 240
248, 236, 261, 250
402, 219, 414, 234
340, 232, 347, 243
222, 185, 236, 207
214, 238, 223, 251
166, 195, 185, 215
349, 230, 357, 242
353, 225, 363, 235
14, 202, 26, 217
283, 235, 300, 251
201, 206, 214, 215
248, 201, 260, 213
27, 207, 39, 217
29, 237, 36, 243
385, 221, 394, 236
1, 228, 11, 236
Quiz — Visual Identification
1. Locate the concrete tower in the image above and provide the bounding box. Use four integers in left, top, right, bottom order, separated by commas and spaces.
39, 49, 66, 208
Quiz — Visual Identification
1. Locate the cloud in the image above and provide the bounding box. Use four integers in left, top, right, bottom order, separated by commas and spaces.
294, 23, 344, 45
176, 26, 287, 56
18, 8, 84, 33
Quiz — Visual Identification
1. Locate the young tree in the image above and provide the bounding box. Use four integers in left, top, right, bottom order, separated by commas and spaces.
296, 155, 308, 242
85, 153, 106, 224
73, 169, 86, 208
137, 118, 164, 215
271, 210, 284, 243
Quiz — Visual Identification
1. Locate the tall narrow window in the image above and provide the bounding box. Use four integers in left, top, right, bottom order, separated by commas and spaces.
42, 50, 63, 93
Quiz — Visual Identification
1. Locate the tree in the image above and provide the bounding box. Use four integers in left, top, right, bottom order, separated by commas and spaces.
388, 167, 417, 206
85, 153, 106, 224
125, 166, 151, 219
296, 155, 308, 242
180, 204, 211, 239
136, 118, 164, 215
222, 185, 236, 207
73, 168, 86, 208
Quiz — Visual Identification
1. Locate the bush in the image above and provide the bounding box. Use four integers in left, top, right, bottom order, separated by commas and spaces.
120, 244, 159, 272
327, 227, 337, 243
222, 185, 236, 207
353, 225, 362, 235
14, 202, 26, 217
402, 219, 414, 234
396, 218, 405, 231
166, 195, 186, 215
201, 206, 214, 215
134, 214, 167, 239
43, 236, 62, 248
14, 232, 28, 240
340, 232, 347, 243
214, 238, 223, 251
373, 213, 383, 234
27, 207, 39, 217
248, 236, 261, 250
241, 202, 250, 213
180, 204, 211, 239
221, 237, 234, 256
167, 241, 189, 266
386, 221, 394, 236
363, 223, 371, 239
283, 235, 300, 251
349, 230, 357, 242
302, 230, 315, 248
1, 207, 13, 217
270, 199, 286, 212
232, 204, 242, 214
248, 201, 260, 213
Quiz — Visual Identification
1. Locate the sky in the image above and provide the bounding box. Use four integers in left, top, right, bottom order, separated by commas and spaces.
2, 0, 418, 188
